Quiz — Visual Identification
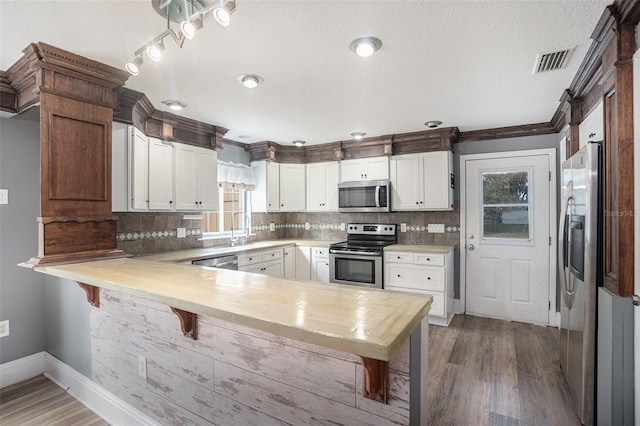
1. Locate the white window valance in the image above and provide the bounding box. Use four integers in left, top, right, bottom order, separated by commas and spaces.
217, 160, 256, 190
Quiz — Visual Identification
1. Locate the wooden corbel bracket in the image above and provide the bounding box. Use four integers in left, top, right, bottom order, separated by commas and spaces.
170, 307, 198, 340
77, 282, 100, 307
360, 357, 389, 403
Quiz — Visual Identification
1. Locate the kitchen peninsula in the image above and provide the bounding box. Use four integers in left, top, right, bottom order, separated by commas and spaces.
35, 255, 431, 425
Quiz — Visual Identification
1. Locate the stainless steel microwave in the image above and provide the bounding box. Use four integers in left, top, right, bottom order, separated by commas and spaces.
338, 180, 390, 213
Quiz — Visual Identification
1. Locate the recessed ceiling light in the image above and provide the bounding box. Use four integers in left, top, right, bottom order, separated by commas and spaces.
350, 132, 366, 141
349, 37, 382, 57
292, 140, 306, 147
424, 120, 443, 128
237, 74, 263, 89
162, 100, 187, 111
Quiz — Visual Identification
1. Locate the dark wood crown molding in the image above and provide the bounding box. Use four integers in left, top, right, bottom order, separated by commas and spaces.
114, 87, 228, 151
459, 122, 557, 143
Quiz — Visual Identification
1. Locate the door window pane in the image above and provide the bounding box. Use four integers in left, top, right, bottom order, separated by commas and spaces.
481, 170, 531, 241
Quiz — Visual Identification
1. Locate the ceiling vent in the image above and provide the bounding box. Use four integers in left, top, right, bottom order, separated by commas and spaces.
533, 47, 575, 74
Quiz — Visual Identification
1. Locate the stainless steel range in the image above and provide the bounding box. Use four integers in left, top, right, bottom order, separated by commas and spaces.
329, 223, 397, 289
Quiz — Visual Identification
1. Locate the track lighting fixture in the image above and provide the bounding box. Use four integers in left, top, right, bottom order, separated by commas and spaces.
213, 0, 236, 27
125, 0, 237, 75
125, 56, 143, 76
147, 41, 165, 62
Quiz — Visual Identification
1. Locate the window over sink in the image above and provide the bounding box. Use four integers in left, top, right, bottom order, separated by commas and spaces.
202, 187, 252, 239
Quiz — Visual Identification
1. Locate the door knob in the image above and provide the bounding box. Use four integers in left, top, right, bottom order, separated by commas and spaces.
467, 244, 475, 251
633, 294, 640, 306
468, 234, 474, 240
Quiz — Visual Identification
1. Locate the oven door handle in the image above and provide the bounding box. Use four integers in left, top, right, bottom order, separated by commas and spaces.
329, 249, 380, 256
375, 185, 381, 208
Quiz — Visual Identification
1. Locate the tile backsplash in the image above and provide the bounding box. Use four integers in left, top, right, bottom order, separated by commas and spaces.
116, 207, 459, 255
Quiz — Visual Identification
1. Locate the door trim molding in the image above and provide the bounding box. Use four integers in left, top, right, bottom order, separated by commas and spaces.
459, 147, 557, 326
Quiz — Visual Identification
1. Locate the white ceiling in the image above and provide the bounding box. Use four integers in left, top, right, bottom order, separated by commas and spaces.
0, 0, 609, 144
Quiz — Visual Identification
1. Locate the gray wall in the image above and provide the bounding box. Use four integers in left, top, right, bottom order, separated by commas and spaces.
44, 276, 92, 377
0, 115, 93, 377
218, 142, 251, 165
0, 116, 45, 364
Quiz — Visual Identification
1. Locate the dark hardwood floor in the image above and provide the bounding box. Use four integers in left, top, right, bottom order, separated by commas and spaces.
428, 314, 580, 426
0, 375, 108, 426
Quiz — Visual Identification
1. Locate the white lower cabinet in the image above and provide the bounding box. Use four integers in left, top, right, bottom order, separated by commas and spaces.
311, 247, 330, 283
238, 248, 284, 278
384, 248, 454, 325
296, 246, 312, 281
284, 247, 296, 279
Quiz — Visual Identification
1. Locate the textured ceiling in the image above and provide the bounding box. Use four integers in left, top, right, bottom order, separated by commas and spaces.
0, 0, 610, 144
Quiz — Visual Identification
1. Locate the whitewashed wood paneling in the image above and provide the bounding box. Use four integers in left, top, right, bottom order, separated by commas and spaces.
91, 288, 415, 426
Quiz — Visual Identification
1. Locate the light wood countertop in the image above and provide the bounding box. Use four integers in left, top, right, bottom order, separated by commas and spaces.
386, 244, 456, 254
35, 258, 430, 361
140, 240, 338, 263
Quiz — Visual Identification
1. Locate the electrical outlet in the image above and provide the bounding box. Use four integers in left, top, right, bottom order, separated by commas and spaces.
269, 223, 275, 232
0, 189, 8, 205
427, 224, 445, 233
400, 223, 407, 232
340, 223, 346, 231
177, 227, 186, 238
0, 320, 9, 338
138, 355, 147, 378
305, 222, 310, 230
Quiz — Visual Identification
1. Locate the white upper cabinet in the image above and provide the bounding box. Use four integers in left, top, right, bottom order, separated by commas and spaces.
390, 151, 453, 211
198, 149, 218, 211
252, 162, 305, 212
306, 161, 339, 211
129, 126, 150, 211
148, 138, 175, 210
114, 125, 218, 212
175, 145, 218, 211
579, 100, 604, 149
112, 121, 128, 212
340, 156, 389, 182
279, 163, 306, 211
251, 161, 279, 212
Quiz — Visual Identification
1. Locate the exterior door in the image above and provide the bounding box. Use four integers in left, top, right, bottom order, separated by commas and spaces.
464, 153, 551, 324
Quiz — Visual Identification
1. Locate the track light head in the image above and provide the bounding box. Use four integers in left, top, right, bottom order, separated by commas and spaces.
147, 42, 165, 62
213, 0, 236, 27
125, 56, 143, 75
181, 18, 203, 40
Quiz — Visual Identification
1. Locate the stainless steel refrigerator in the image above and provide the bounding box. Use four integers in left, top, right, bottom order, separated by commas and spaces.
558, 142, 602, 426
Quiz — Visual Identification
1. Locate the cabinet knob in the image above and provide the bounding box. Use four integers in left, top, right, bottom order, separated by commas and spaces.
426, 258, 430, 261
416, 202, 419, 205
420, 201, 423, 204
427, 277, 431, 280
169, 201, 173, 204
397, 274, 401, 278
397, 256, 401, 259
281, 204, 284, 207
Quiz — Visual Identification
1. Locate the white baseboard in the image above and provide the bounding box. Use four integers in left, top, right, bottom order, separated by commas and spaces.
453, 299, 462, 314
43, 353, 158, 426
0, 351, 45, 388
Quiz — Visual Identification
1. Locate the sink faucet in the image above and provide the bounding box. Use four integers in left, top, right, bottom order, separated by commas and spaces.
230, 212, 251, 246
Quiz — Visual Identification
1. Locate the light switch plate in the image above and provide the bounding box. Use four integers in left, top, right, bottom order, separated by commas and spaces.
305, 222, 310, 230
269, 223, 275, 232
340, 223, 346, 231
0, 189, 8, 205
427, 224, 445, 233
400, 223, 407, 232
177, 227, 186, 238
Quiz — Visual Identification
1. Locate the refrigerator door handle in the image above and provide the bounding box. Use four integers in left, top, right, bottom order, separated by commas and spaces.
558, 181, 575, 310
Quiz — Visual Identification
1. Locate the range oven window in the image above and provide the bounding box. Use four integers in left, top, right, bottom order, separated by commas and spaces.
334, 257, 376, 284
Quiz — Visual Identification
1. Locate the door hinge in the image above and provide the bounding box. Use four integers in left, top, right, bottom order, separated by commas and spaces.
549, 236, 551, 246
549, 171, 551, 181
549, 301, 551, 310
